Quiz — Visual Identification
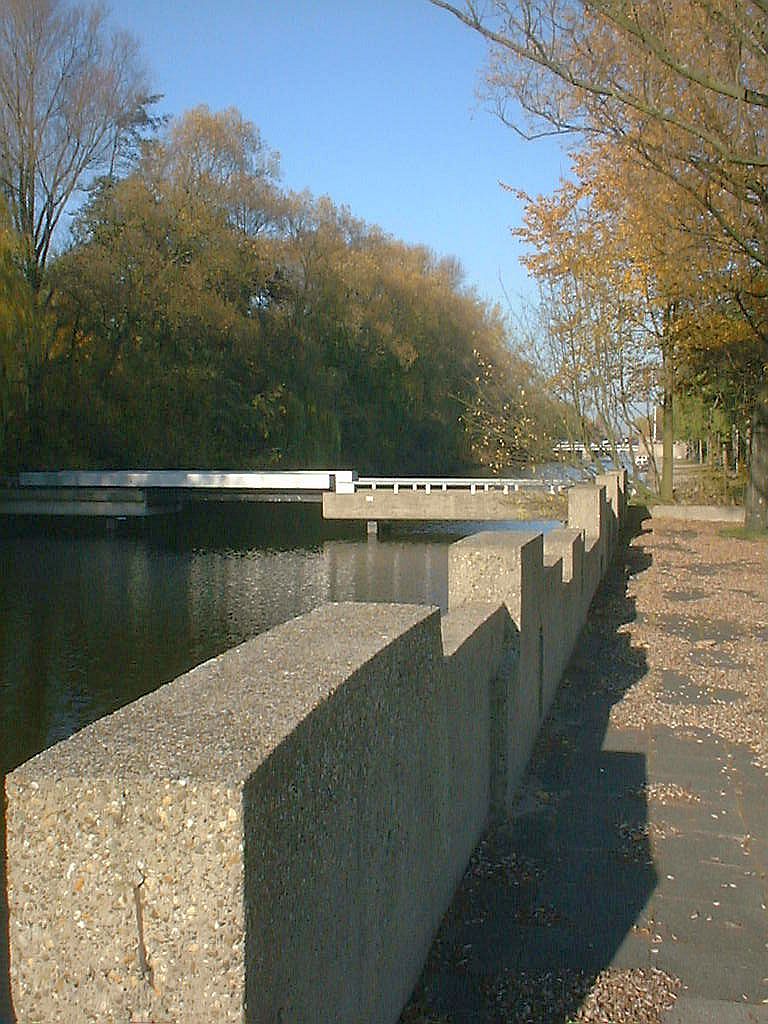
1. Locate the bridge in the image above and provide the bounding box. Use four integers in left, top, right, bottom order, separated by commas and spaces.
0, 469, 356, 517
324, 474, 568, 526
0, 469, 570, 519
553, 439, 650, 466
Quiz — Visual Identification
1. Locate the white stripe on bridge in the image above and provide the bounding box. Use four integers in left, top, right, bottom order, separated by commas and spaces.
17, 470, 355, 492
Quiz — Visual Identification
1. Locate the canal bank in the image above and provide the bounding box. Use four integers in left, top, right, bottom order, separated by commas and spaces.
1, 500, 562, 1021
0, 503, 563, 776
4, 475, 625, 1022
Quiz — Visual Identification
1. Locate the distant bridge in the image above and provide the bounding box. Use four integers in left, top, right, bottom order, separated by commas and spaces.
0, 469, 569, 519
0, 470, 354, 517
324, 475, 568, 526
553, 440, 650, 466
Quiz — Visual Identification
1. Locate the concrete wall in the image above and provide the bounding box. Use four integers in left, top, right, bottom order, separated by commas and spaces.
5, 471, 626, 1024
322, 487, 566, 521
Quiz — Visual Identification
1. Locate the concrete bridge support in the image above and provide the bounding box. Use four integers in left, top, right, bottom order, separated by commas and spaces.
5, 472, 627, 1024
322, 486, 566, 523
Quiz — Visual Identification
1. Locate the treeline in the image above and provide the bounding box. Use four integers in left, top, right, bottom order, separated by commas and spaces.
0, 104, 565, 474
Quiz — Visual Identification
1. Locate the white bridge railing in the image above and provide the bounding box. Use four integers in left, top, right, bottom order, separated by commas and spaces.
355, 476, 568, 495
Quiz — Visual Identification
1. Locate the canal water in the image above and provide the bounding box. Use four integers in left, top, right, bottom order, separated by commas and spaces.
0, 503, 560, 776
0, 502, 558, 1014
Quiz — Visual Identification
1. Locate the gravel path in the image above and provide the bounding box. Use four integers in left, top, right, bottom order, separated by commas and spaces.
401, 513, 768, 1024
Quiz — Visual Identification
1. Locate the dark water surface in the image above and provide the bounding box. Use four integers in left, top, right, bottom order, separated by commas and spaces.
0, 503, 556, 1017
3, 507, 402, 774
1, 503, 558, 775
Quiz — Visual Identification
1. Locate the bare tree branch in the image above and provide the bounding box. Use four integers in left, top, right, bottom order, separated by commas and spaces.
0, 0, 157, 288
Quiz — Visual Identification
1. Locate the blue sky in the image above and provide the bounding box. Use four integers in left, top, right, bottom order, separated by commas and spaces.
107, 0, 569, 313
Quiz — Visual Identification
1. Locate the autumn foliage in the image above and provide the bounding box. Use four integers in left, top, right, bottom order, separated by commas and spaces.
433, 0, 768, 524
0, 102, 565, 473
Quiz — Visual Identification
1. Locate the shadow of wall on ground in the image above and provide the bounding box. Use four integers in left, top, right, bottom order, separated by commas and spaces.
402, 507, 657, 1023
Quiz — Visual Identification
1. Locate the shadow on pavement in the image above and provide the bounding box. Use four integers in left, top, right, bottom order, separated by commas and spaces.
402, 507, 658, 1023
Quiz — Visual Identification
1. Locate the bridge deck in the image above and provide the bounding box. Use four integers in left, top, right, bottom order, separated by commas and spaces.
1, 470, 357, 517
16, 470, 347, 491
323, 489, 568, 523
1, 470, 571, 518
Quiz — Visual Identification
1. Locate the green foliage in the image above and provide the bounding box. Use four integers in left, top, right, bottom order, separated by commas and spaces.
3, 106, 562, 473
675, 303, 767, 450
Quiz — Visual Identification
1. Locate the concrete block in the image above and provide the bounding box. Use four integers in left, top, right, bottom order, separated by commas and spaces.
582, 535, 602, 615
568, 483, 606, 543
7, 603, 472, 1024
441, 603, 508, 865
616, 468, 628, 520
543, 529, 585, 676
447, 531, 542, 623
595, 472, 618, 551
543, 527, 582, 584
649, 504, 745, 523
447, 532, 544, 805
569, 484, 609, 600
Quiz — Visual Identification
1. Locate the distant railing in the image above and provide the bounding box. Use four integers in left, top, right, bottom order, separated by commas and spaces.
553, 440, 650, 467
355, 476, 568, 495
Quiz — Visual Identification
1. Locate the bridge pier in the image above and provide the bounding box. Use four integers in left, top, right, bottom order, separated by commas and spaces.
323, 487, 566, 523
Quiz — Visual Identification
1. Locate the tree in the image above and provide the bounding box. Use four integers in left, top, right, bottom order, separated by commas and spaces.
23, 95, 562, 473
458, 337, 566, 472
0, 197, 34, 460
47, 106, 284, 467
430, 0, 768, 525
430, 1, 767, 260
0, 0, 158, 463
514, 142, 729, 497
154, 104, 282, 238
0, 0, 156, 291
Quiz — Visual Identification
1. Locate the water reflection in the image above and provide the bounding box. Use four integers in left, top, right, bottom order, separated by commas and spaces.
325, 537, 448, 609
1, 506, 558, 775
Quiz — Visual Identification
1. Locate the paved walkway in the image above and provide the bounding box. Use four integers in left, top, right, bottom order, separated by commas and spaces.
403, 511, 768, 1023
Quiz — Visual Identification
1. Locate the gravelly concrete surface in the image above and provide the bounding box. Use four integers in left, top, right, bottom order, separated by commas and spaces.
401, 511, 767, 1023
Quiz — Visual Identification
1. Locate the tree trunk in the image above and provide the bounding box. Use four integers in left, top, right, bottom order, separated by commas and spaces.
658, 339, 674, 501
658, 319, 675, 501
745, 387, 768, 529
660, 386, 674, 500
